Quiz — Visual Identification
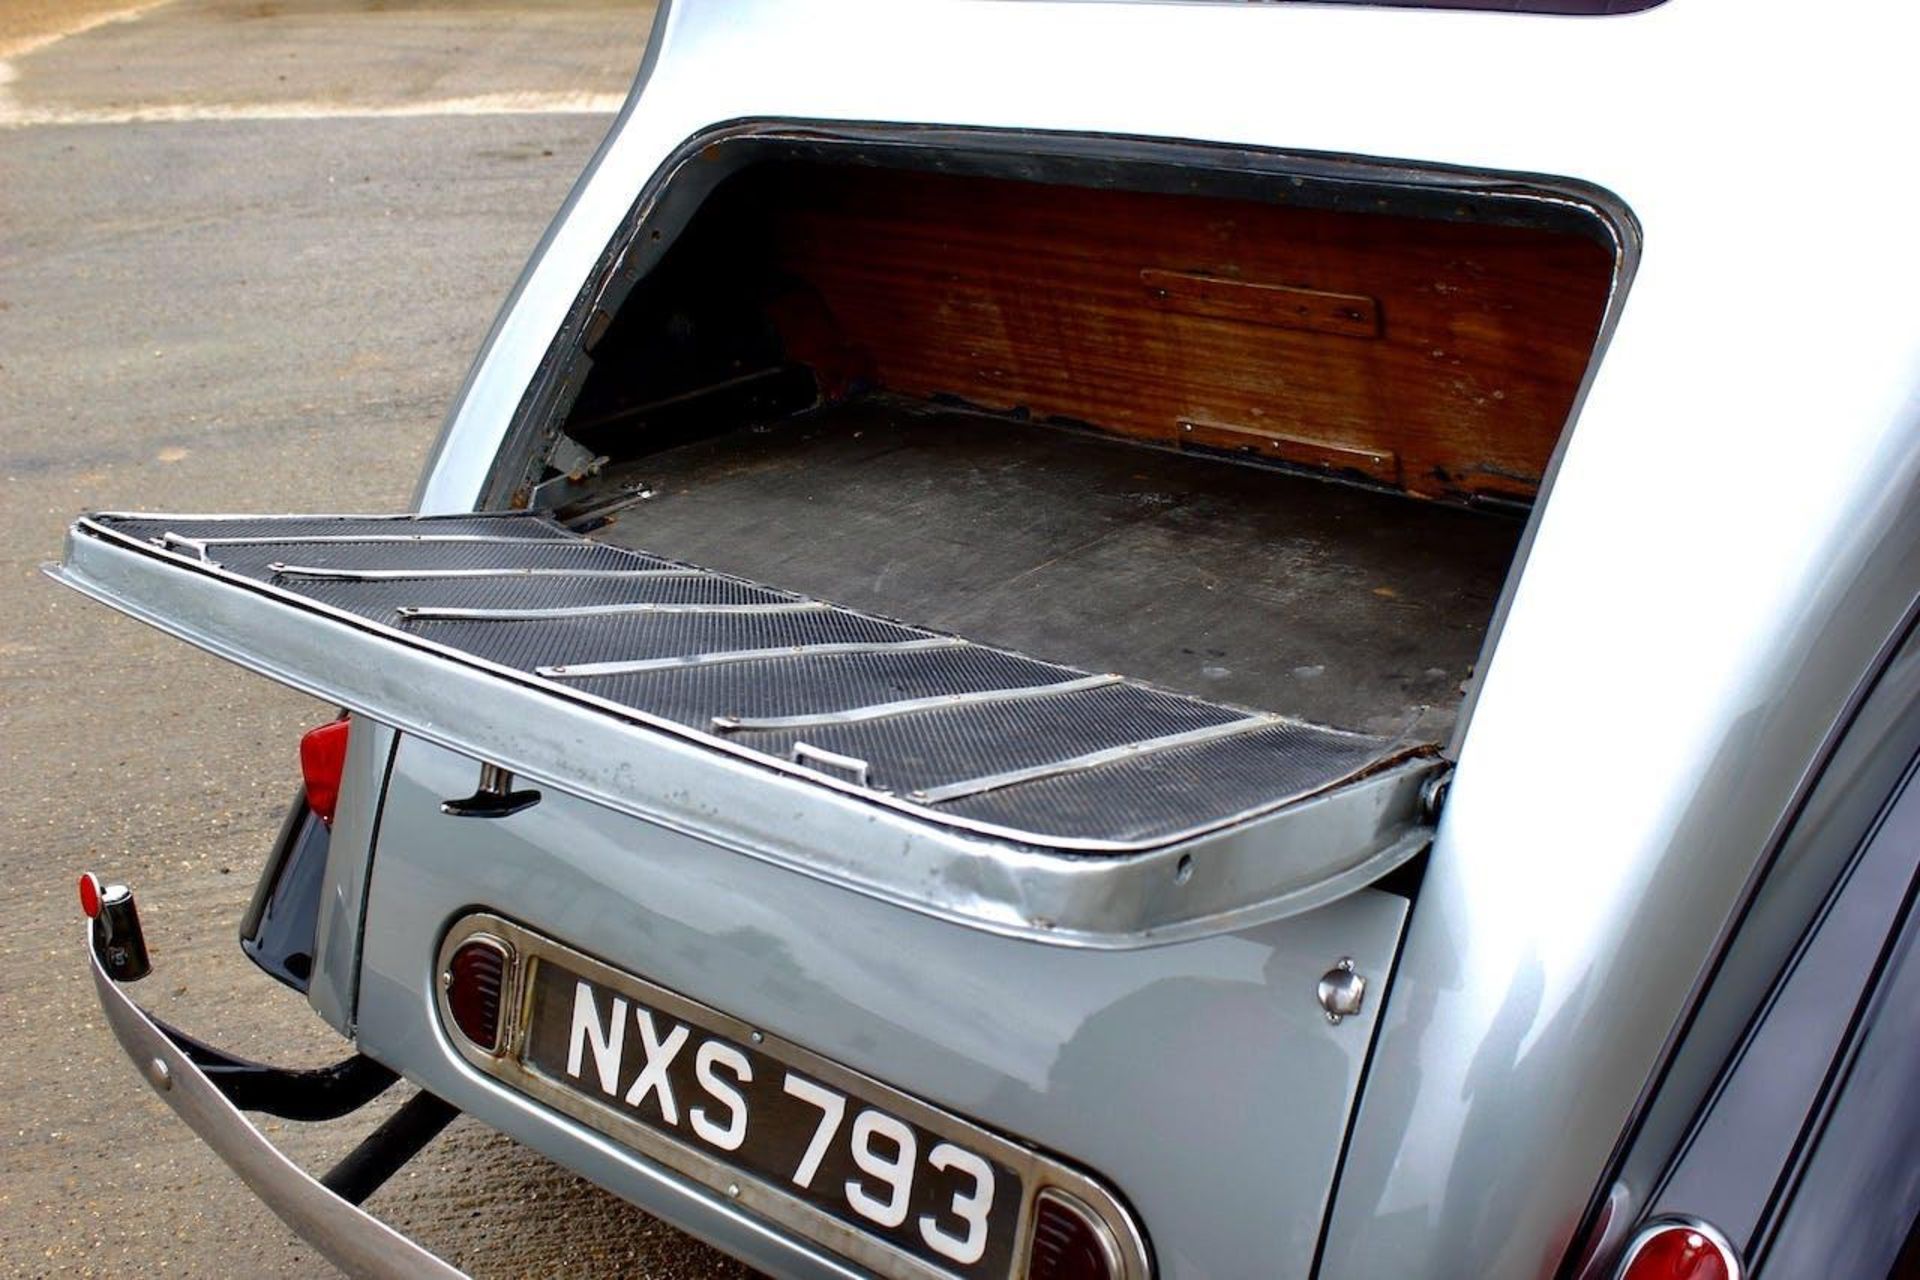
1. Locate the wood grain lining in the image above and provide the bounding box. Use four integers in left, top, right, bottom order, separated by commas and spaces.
744, 164, 1614, 504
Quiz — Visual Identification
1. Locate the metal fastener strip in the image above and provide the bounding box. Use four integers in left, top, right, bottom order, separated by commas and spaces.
394, 600, 830, 622
268, 564, 700, 582
535, 636, 967, 678
713, 673, 1122, 733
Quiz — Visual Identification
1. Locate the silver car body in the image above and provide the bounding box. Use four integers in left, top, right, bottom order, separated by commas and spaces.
56, 1, 1920, 1277
412, 3, 1920, 1272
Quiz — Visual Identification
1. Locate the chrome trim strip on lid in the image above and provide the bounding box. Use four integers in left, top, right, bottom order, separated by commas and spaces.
162, 533, 575, 550
393, 601, 829, 622
913, 714, 1283, 804
267, 564, 701, 582
537, 636, 968, 679
712, 673, 1124, 733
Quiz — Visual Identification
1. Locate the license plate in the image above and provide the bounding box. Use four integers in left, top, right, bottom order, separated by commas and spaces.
437, 914, 1147, 1280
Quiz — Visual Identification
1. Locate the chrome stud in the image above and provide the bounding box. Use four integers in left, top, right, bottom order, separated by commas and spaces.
1318, 957, 1366, 1024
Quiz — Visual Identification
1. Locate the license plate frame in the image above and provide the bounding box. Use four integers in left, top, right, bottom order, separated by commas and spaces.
436, 913, 1149, 1280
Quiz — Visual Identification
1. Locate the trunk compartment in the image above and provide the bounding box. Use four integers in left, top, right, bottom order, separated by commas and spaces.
49, 138, 1620, 941
510, 142, 1619, 865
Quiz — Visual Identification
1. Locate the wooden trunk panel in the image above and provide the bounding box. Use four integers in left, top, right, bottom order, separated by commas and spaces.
756, 166, 1613, 503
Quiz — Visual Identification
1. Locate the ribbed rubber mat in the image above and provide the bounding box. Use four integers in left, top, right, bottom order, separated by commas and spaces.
85, 512, 1408, 851
937, 721, 1391, 844
405, 610, 926, 672
729, 683, 1245, 796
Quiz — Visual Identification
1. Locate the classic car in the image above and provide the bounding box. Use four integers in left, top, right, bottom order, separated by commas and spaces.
50, 0, 1920, 1277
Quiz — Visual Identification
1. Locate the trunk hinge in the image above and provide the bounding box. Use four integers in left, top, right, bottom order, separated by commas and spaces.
526, 433, 609, 511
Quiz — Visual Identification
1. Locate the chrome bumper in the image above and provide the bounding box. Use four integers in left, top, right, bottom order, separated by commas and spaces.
87, 925, 466, 1279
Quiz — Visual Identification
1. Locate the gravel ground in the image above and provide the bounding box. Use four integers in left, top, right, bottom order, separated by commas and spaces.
0, 2, 752, 1275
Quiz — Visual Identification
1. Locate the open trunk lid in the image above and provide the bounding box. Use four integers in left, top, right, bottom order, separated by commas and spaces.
48, 509, 1440, 945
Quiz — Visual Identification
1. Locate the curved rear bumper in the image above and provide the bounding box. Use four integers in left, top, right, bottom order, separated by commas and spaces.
86, 925, 466, 1280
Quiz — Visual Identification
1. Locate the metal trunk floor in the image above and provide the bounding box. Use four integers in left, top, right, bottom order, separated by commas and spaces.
594, 398, 1522, 741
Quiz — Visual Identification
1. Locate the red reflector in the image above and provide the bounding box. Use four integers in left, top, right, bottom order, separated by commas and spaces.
1617, 1220, 1739, 1280
445, 939, 510, 1054
299, 719, 351, 827
79, 872, 102, 919
1028, 1189, 1119, 1280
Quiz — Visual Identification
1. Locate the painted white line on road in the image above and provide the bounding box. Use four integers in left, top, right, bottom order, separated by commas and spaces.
0, 89, 625, 129
0, 0, 174, 60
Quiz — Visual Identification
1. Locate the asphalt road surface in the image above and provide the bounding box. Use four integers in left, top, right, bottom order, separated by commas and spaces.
0, 3, 753, 1275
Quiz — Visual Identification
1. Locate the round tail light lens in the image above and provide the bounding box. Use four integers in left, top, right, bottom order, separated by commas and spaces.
444, 937, 512, 1055
1616, 1219, 1741, 1280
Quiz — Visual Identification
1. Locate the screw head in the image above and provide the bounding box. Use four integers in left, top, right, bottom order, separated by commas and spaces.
145, 1057, 172, 1092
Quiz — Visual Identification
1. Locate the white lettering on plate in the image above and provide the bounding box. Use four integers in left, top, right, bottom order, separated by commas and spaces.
624, 1007, 690, 1124
782, 1074, 846, 1189
562, 981, 1000, 1266
846, 1109, 917, 1228
690, 1040, 753, 1151
920, 1142, 995, 1265
565, 981, 627, 1097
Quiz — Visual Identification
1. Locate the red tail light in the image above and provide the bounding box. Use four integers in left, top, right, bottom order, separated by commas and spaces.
299, 718, 351, 827
445, 937, 511, 1055
1616, 1219, 1741, 1280
1027, 1189, 1121, 1280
